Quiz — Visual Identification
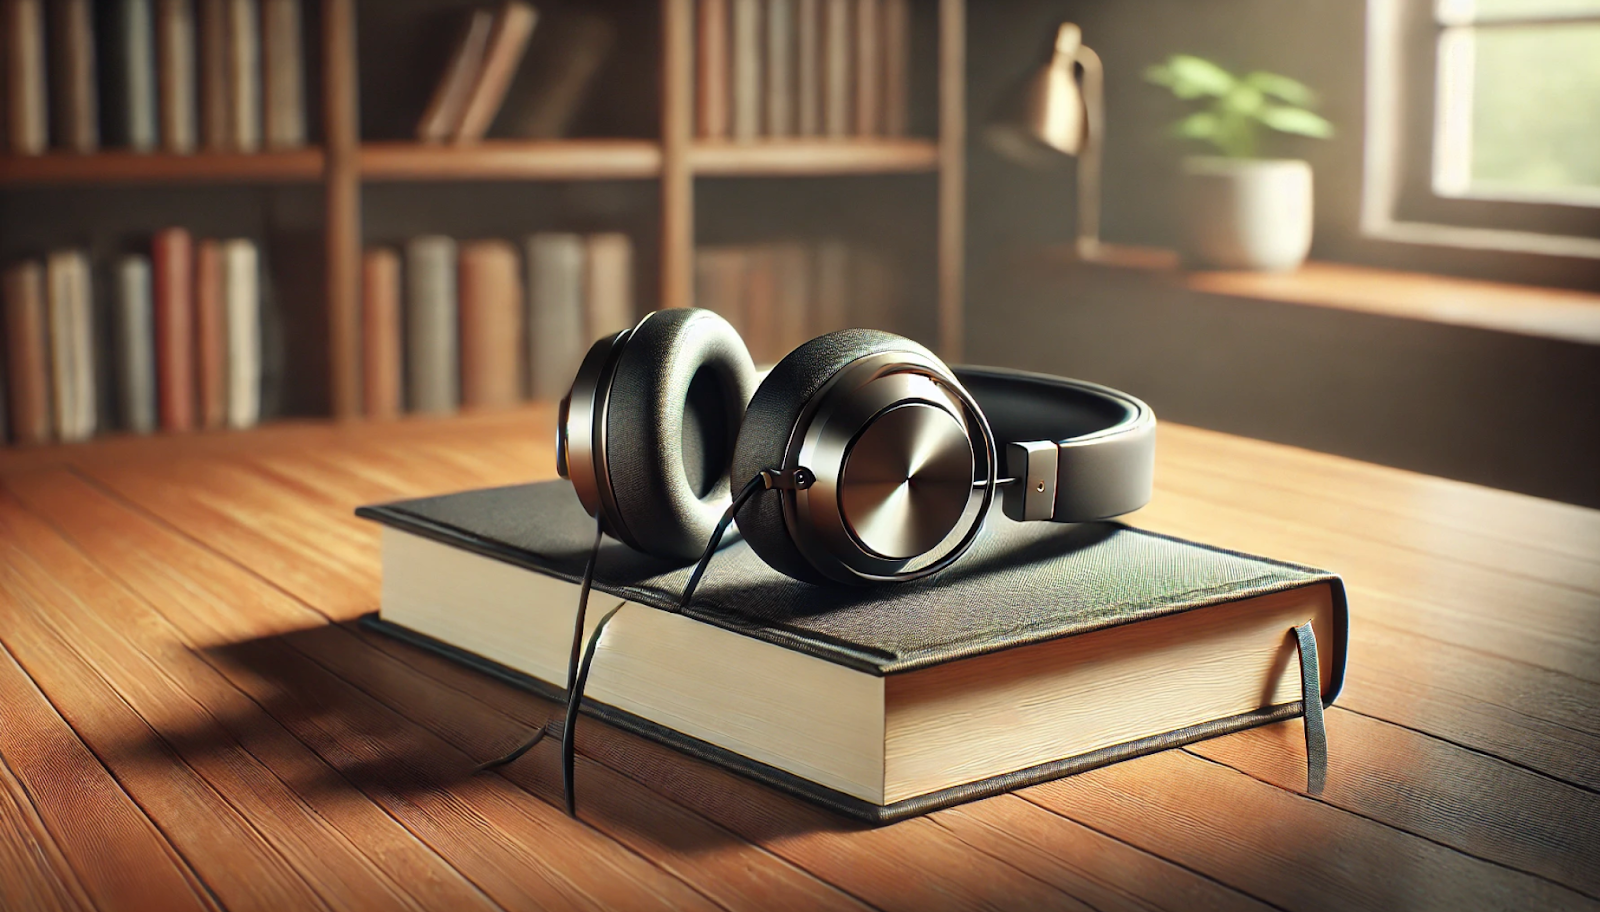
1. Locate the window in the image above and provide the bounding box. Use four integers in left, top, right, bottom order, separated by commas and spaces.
1364, 0, 1600, 252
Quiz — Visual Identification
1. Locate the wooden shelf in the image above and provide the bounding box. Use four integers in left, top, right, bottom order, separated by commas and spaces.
689, 139, 941, 176
0, 149, 326, 186
358, 140, 663, 181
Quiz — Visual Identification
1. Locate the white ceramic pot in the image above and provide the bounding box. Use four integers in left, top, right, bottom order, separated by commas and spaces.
1180, 157, 1313, 272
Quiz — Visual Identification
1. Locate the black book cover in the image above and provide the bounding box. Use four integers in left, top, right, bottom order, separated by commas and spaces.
358, 481, 1349, 821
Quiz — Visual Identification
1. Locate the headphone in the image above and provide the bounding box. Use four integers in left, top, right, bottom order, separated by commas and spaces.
557, 307, 1155, 586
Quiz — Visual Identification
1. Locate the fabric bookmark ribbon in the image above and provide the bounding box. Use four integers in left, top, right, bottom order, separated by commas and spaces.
1294, 621, 1327, 795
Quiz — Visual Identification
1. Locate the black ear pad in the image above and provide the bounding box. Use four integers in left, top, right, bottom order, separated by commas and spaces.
731, 328, 939, 585
603, 309, 758, 560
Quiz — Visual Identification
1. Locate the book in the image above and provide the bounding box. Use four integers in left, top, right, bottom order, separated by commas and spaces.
52, 0, 99, 153
583, 233, 634, 340
357, 480, 1348, 823
361, 247, 402, 419
194, 238, 227, 429
820, 0, 850, 137
852, 0, 879, 135
764, 0, 793, 137
729, 0, 760, 141
156, 0, 197, 152
695, 0, 729, 139
101, 0, 160, 151
457, 239, 524, 410
793, 0, 819, 136
45, 250, 95, 443
404, 235, 459, 415
524, 232, 586, 402
225, 0, 261, 150
3, 260, 52, 444
152, 227, 195, 431
112, 255, 158, 435
452, 0, 538, 143
880, 0, 908, 136
6, 0, 49, 155
261, 0, 305, 148
221, 238, 260, 428
416, 8, 494, 143
492, 10, 612, 140
741, 245, 778, 363
198, 0, 227, 148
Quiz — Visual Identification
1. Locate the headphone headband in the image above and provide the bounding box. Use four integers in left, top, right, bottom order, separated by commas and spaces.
954, 366, 1156, 523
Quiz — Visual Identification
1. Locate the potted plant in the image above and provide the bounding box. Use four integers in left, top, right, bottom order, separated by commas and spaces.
1144, 55, 1333, 271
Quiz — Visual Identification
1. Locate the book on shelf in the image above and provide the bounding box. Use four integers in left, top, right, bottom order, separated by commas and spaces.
53, 0, 100, 153
195, 239, 228, 429
764, 0, 794, 137
404, 235, 460, 415
852, 0, 880, 136
881, 0, 909, 136
226, 0, 262, 151
821, 0, 850, 137
361, 248, 402, 419
100, 0, 161, 151
524, 232, 586, 403
6, 0, 49, 155
261, 0, 306, 149
222, 238, 260, 429
417, 8, 495, 143
452, 0, 539, 143
695, 0, 729, 139
4, 261, 52, 444
584, 232, 635, 340
357, 480, 1348, 823
795, 0, 820, 136
45, 251, 96, 443
729, 0, 761, 141
112, 255, 159, 435
458, 239, 525, 410
492, 9, 613, 140
199, 0, 229, 149
157, 0, 198, 152
153, 227, 196, 432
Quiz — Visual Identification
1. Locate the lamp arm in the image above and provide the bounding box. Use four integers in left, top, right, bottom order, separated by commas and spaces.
1074, 44, 1104, 259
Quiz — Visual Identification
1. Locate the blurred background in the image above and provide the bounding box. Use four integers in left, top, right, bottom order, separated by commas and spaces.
2, 0, 1597, 506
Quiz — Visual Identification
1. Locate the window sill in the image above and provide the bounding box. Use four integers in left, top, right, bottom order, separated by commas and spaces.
1040, 243, 1600, 347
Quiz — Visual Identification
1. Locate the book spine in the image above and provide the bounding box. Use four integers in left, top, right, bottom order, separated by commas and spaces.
525, 233, 586, 403
5, 0, 49, 154
156, 0, 198, 152
103, 0, 161, 151
728, 0, 760, 141
452, 1, 538, 143
742, 246, 778, 363
416, 9, 494, 143
820, 0, 850, 137
404, 235, 459, 414
361, 247, 402, 418
198, 0, 228, 148
794, 0, 819, 136
194, 238, 227, 429
52, 0, 100, 152
226, 0, 260, 151
45, 250, 96, 442
583, 233, 634, 340
499, 13, 613, 140
457, 240, 524, 410
880, 0, 908, 136
771, 242, 811, 354
852, 0, 880, 136
260, 0, 305, 148
764, 0, 793, 138
221, 238, 260, 429
152, 227, 195, 431
3, 261, 53, 444
695, 0, 729, 140
113, 255, 159, 435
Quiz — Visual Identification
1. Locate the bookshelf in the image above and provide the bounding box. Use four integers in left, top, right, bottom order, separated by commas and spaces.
2, 0, 967, 424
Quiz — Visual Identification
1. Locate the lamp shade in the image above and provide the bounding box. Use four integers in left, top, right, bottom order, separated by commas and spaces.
986, 23, 1091, 164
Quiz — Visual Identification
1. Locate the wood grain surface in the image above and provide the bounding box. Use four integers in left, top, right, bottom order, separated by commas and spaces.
2, 406, 1597, 911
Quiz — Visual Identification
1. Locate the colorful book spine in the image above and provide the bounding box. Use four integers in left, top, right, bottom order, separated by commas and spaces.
457, 239, 524, 409
195, 239, 228, 429
361, 248, 402, 418
5, 0, 50, 155
222, 239, 260, 429
113, 255, 159, 435
4, 261, 53, 444
157, 0, 198, 152
153, 227, 196, 432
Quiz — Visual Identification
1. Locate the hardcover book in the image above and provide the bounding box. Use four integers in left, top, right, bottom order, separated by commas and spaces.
359, 480, 1348, 823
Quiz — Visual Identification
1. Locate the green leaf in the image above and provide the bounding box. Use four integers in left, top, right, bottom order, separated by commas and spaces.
1171, 111, 1223, 141
1256, 105, 1335, 138
1157, 54, 1236, 99
1244, 71, 1319, 107
1220, 84, 1265, 115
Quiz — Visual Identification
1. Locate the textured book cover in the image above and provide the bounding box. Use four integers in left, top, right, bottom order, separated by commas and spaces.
358, 480, 1348, 822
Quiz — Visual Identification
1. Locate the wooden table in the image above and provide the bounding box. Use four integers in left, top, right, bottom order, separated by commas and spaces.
2, 408, 1597, 912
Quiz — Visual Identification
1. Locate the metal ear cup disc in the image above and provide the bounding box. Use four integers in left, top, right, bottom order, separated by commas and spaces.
838, 403, 975, 559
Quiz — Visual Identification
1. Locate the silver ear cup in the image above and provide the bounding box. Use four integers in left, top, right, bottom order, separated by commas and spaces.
557, 329, 631, 525
780, 352, 997, 584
